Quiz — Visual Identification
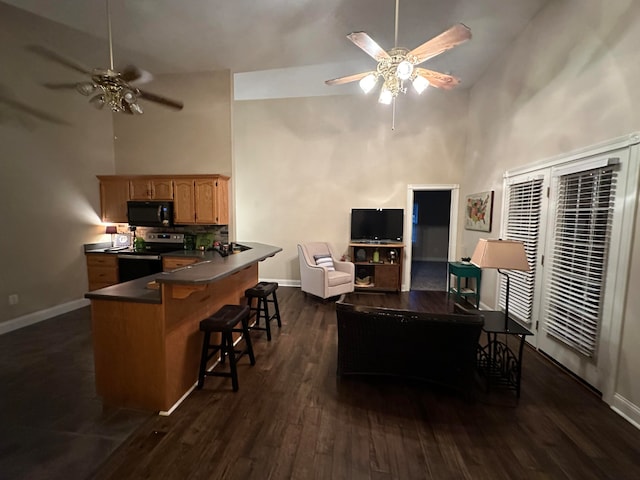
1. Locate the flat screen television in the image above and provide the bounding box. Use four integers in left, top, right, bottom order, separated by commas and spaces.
350, 208, 404, 243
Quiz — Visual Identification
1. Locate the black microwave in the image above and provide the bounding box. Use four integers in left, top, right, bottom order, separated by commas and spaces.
127, 201, 174, 227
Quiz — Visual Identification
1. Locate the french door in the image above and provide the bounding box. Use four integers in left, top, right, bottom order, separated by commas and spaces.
501, 135, 639, 399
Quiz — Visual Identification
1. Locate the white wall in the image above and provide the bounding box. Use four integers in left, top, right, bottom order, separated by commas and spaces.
0, 3, 114, 325
113, 70, 233, 177
462, 0, 640, 411
233, 92, 469, 282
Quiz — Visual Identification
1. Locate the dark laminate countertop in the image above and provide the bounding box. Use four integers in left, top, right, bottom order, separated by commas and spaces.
84, 242, 281, 304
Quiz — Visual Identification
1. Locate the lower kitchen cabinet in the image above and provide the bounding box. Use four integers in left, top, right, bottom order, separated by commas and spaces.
162, 256, 201, 271
86, 254, 119, 291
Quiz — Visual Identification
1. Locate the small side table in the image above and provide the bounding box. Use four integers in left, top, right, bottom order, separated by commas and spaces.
447, 262, 481, 308
477, 311, 533, 398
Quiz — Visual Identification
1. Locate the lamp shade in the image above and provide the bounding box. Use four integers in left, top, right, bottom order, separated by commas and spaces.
105, 226, 118, 235
471, 239, 530, 271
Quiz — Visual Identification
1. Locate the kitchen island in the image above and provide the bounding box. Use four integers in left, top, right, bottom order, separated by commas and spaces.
85, 242, 281, 413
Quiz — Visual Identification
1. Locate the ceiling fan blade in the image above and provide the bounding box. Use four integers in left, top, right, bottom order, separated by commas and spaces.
42, 82, 80, 90
408, 23, 471, 65
0, 96, 71, 125
27, 45, 93, 75
120, 65, 154, 84
325, 71, 376, 86
137, 89, 184, 110
347, 32, 391, 62
414, 68, 461, 90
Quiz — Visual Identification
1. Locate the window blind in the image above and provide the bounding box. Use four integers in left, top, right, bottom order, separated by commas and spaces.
543, 166, 617, 358
499, 178, 544, 324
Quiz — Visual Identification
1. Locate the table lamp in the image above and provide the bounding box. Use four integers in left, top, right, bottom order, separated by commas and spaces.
471, 238, 530, 329
105, 225, 117, 247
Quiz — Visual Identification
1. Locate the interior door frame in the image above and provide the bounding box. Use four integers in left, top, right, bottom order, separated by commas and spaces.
403, 184, 459, 291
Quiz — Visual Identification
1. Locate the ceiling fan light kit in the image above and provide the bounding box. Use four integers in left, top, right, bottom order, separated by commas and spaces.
29, 0, 183, 116
326, 0, 471, 126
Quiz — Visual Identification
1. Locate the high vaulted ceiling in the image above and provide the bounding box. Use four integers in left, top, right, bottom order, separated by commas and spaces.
4, 0, 549, 97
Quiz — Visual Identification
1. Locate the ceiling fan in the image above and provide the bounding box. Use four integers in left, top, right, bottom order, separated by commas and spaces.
29, 0, 183, 115
326, 0, 471, 124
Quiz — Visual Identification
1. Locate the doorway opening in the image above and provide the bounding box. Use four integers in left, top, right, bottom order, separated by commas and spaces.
404, 185, 458, 291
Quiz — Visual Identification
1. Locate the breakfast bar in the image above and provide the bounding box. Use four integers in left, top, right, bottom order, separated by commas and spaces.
85, 242, 281, 413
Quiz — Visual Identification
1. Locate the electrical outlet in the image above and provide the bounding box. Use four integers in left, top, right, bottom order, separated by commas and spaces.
8, 294, 18, 305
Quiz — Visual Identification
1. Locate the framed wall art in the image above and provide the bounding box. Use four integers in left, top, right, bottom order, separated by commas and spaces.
465, 191, 494, 232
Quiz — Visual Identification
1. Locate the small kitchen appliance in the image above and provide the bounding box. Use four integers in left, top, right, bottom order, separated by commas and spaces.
127, 201, 174, 227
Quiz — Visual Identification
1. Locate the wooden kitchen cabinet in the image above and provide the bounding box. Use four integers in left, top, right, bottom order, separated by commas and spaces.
86, 253, 119, 291
97, 175, 229, 226
99, 178, 130, 223
162, 256, 201, 271
174, 176, 229, 225
129, 179, 174, 200
195, 177, 229, 224
173, 179, 196, 224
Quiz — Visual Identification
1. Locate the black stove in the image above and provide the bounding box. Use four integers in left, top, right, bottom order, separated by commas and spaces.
117, 233, 185, 257
117, 233, 185, 282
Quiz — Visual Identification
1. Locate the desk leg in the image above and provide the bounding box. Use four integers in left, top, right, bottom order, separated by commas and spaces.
515, 334, 526, 398
477, 332, 524, 397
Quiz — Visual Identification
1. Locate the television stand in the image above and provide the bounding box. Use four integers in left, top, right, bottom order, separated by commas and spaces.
350, 242, 404, 292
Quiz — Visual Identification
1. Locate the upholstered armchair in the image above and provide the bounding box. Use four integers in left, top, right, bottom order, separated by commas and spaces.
297, 242, 355, 299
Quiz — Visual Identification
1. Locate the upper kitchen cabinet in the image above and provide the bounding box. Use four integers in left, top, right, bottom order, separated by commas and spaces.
173, 179, 196, 224
174, 176, 229, 225
129, 178, 174, 200
98, 177, 130, 223
98, 175, 229, 226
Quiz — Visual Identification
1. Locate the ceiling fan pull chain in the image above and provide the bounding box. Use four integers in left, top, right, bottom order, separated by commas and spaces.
392, 98, 396, 130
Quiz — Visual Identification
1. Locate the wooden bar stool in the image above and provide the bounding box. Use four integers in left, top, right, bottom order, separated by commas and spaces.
245, 282, 282, 341
197, 304, 255, 392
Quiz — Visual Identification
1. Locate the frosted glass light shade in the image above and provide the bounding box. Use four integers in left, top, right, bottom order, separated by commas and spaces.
89, 94, 106, 109
76, 82, 96, 96
396, 60, 413, 80
378, 86, 393, 105
412, 75, 430, 94
359, 74, 378, 94
129, 103, 143, 115
122, 90, 137, 104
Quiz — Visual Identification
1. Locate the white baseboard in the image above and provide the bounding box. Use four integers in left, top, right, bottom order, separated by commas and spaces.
611, 393, 640, 430
0, 298, 90, 335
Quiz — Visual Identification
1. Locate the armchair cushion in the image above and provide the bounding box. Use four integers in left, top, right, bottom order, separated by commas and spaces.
328, 270, 352, 287
314, 254, 335, 271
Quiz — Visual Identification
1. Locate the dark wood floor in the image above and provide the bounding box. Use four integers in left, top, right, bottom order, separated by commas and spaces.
93, 287, 640, 480
3, 287, 640, 479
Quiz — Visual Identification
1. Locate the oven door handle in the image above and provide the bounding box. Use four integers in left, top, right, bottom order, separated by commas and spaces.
117, 254, 162, 260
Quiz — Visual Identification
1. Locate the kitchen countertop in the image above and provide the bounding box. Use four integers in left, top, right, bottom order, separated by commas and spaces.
84, 242, 282, 304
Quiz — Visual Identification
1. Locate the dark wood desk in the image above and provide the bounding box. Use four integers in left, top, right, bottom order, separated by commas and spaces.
340, 290, 457, 314
477, 310, 533, 398
339, 292, 533, 398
